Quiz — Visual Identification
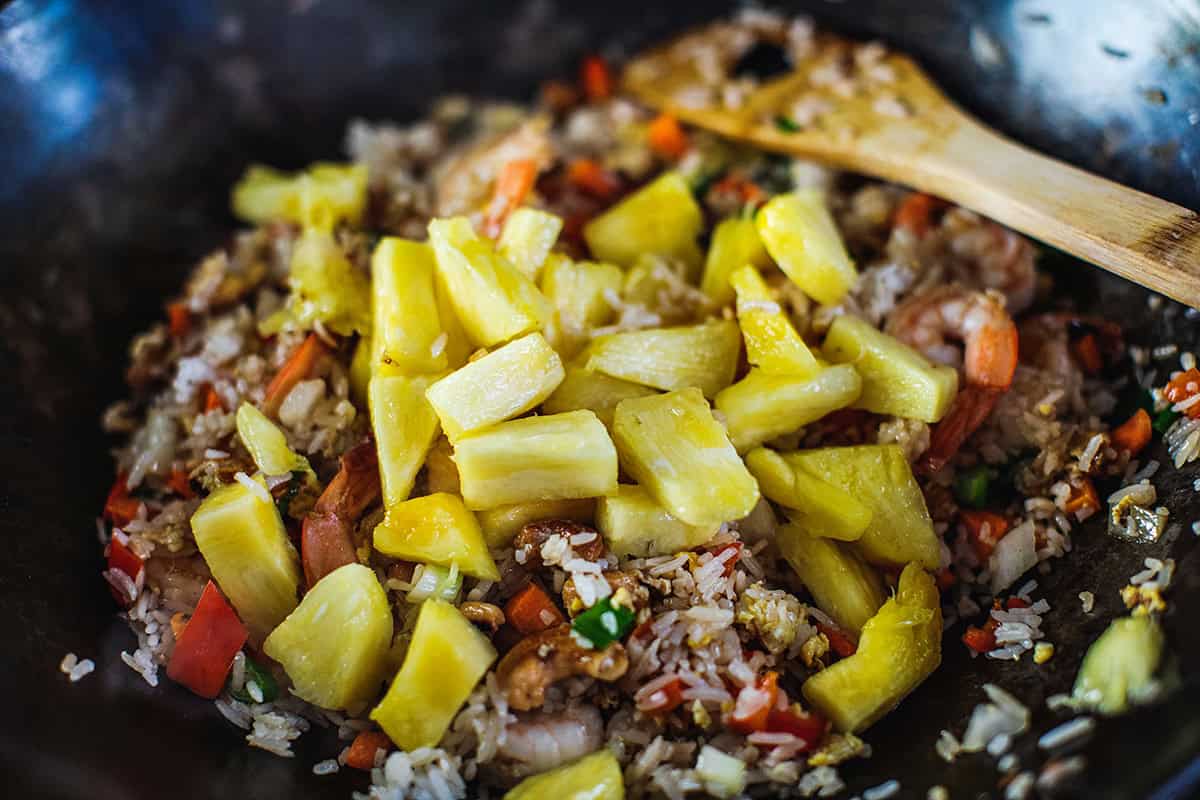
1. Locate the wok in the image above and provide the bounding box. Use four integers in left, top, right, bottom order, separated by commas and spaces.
1, 1, 1198, 798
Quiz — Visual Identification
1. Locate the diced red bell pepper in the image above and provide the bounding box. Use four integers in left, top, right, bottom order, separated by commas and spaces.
580, 55, 613, 101
765, 708, 828, 749
959, 510, 1010, 562
707, 541, 744, 577
962, 622, 997, 654
728, 671, 778, 733
103, 473, 141, 528
640, 676, 687, 715
816, 622, 857, 658
1165, 368, 1200, 418
167, 581, 248, 699
106, 536, 145, 606
1005, 596, 1030, 610
167, 468, 195, 499
166, 301, 191, 339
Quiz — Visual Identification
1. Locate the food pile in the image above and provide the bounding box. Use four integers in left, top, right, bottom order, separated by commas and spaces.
92, 11, 1195, 800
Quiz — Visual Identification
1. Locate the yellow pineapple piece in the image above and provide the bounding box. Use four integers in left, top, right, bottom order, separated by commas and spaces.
476, 498, 597, 548
542, 365, 659, 428
498, 207, 563, 280
349, 334, 374, 406
540, 255, 623, 358
757, 189, 857, 306
597, 484, 719, 557
777, 522, 886, 634
612, 389, 759, 528
262, 563, 392, 711
821, 315, 958, 423
369, 375, 442, 508
783, 445, 940, 569
374, 492, 500, 580
587, 320, 741, 399
425, 332, 564, 442
583, 172, 704, 272
235, 402, 313, 479
730, 265, 819, 376
232, 162, 367, 230
802, 563, 941, 732
371, 599, 497, 750
424, 436, 461, 495
260, 227, 371, 337
428, 217, 551, 348
503, 751, 625, 800
744, 447, 871, 541
701, 215, 771, 306
371, 238, 449, 375
453, 410, 618, 509
190, 476, 301, 642
714, 364, 862, 453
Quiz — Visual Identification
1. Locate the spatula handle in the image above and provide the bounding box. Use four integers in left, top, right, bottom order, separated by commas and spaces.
918, 117, 1200, 308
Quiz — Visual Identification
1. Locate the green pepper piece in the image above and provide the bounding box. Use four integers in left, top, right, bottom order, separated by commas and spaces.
571, 597, 635, 649
1153, 407, 1180, 434
229, 656, 279, 704
953, 465, 994, 509
774, 115, 800, 133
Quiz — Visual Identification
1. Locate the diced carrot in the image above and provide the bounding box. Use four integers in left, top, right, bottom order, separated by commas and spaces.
345, 731, 392, 770
167, 468, 194, 499
166, 581, 248, 699
167, 301, 191, 338
728, 671, 778, 733
566, 158, 621, 200
1071, 333, 1103, 376
712, 172, 766, 207
540, 79, 580, 112
263, 333, 328, 418
817, 622, 857, 658
1111, 408, 1152, 455
204, 386, 224, 413
1063, 477, 1099, 517
483, 158, 539, 238
104, 473, 141, 528
580, 55, 613, 101
959, 510, 1010, 562
505, 582, 565, 636
647, 113, 690, 160
893, 192, 945, 237
1164, 368, 1200, 419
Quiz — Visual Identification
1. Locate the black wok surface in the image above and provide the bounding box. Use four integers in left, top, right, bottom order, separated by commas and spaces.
1, 1, 1198, 798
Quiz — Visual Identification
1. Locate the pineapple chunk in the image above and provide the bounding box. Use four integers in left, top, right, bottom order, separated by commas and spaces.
714, 364, 862, 453
612, 389, 759, 528
371, 599, 497, 750
261, 227, 371, 337
730, 265, 819, 376
434, 266, 473, 370
757, 190, 857, 306
503, 750, 625, 800
597, 484, 719, 557
453, 410, 618, 509
543, 365, 659, 428
783, 445, 940, 569
349, 334, 373, 406
744, 447, 871, 541
425, 436, 461, 495
371, 238, 448, 375
701, 216, 771, 306
498, 207, 563, 280
236, 402, 312, 478
587, 320, 741, 399
425, 332, 565, 442
476, 498, 597, 548
776, 522, 885, 634
583, 172, 704, 272
190, 476, 301, 641
263, 563, 392, 711
802, 563, 941, 732
374, 492, 499, 580
428, 217, 551, 348
369, 375, 441, 508
540, 255, 623, 358
232, 162, 367, 229
822, 315, 958, 423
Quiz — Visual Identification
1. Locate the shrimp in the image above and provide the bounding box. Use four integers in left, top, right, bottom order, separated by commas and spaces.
942, 210, 1037, 315
886, 285, 1018, 472
497, 706, 604, 776
433, 117, 553, 218
495, 623, 629, 711
300, 438, 381, 587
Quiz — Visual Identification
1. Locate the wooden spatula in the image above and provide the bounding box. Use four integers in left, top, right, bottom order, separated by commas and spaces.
623, 24, 1200, 308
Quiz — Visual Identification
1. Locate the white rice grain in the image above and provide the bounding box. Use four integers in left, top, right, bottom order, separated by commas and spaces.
1038, 716, 1095, 753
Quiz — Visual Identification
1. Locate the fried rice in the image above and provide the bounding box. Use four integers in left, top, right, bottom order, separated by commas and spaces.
87, 8, 1197, 800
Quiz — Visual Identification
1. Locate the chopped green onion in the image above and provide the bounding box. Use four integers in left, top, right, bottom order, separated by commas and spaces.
1073, 615, 1164, 714
229, 656, 279, 704
571, 597, 635, 649
1153, 407, 1179, 434
774, 115, 800, 133
406, 563, 462, 604
953, 465, 995, 509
